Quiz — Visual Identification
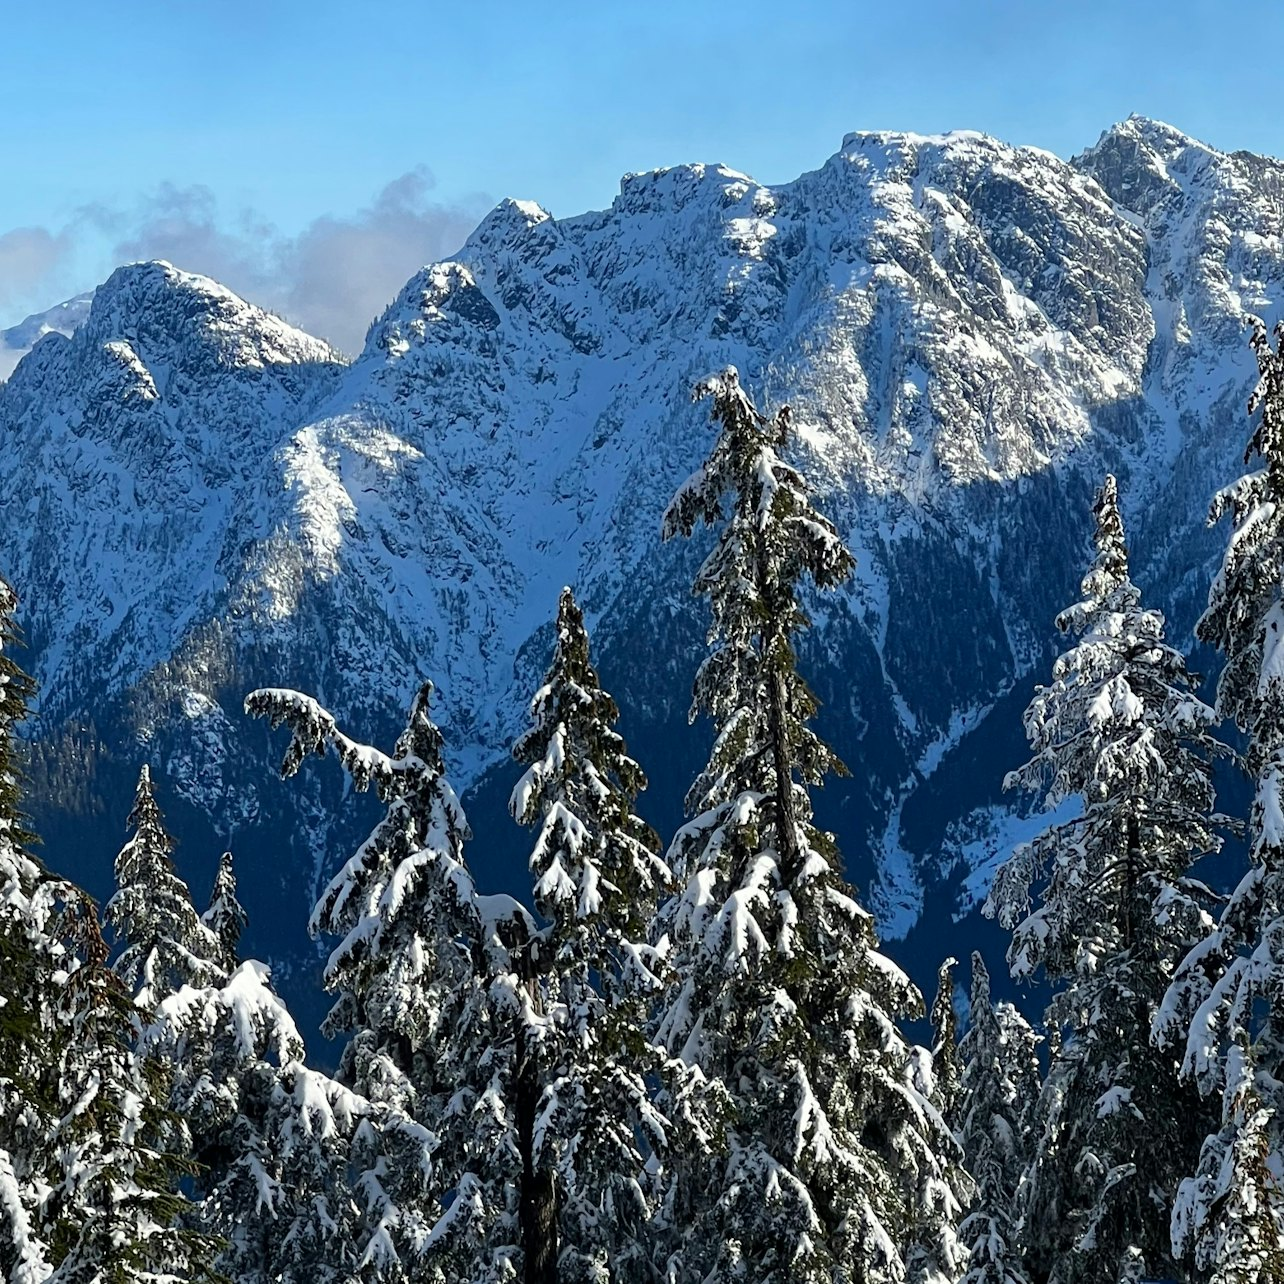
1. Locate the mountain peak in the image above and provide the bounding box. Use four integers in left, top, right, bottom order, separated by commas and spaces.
1103, 114, 1213, 155
614, 162, 759, 216
826, 126, 1078, 189
80, 260, 343, 374
1075, 116, 1222, 214
1, 290, 94, 347
838, 126, 997, 155
91, 259, 241, 316
466, 197, 553, 252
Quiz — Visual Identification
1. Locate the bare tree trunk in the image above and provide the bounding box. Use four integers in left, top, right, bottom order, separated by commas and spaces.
767, 658, 801, 883
1124, 811, 1140, 951
515, 964, 558, 1284
754, 524, 801, 884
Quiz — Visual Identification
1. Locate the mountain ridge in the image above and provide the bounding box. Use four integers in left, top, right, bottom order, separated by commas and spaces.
0, 117, 1274, 1021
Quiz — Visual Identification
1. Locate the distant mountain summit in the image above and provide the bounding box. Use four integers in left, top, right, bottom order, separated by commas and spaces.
1, 121, 1278, 1015
0, 261, 344, 728
0, 291, 94, 381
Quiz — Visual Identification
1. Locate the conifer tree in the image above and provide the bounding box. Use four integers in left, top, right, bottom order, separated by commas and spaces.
1169, 1036, 1284, 1282
929, 957, 961, 1131
0, 579, 61, 1283
0, 579, 35, 855
45, 906, 214, 1283
985, 474, 1224, 1283
143, 957, 373, 1284
904, 958, 969, 1284
903, 1069, 968, 1284
247, 681, 511, 1280
105, 766, 219, 1006
656, 368, 962, 1284
202, 851, 247, 977
955, 954, 1038, 1284
139, 840, 371, 1283
1, 586, 209, 1282
1158, 320, 1284, 1274
509, 586, 678, 1283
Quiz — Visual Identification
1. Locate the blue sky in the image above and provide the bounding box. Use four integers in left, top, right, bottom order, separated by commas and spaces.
0, 0, 1274, 347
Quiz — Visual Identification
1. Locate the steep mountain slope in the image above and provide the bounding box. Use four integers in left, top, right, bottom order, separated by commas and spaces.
263, 129, 1149, 762
1077, 117, 1284, 623
0, 263, 345, 728
0, 118, 1279, 1017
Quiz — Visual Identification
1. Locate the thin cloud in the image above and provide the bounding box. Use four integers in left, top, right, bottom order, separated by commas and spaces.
110, 169, 487, 353
0, 227, 76, 312
111, 184, 269, 298
0, 170, 489, 356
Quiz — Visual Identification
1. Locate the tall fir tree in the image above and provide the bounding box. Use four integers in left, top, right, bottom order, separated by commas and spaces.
0, 578, 62, 1283
44, 905, 215, 1283
985, 474, 1224, 1283
0, 579, 35, 855
904, 958, 968, 1284
247, 681, 514, 1281
1, 603, 208, 1284
1167, 1035, 1284, 1282
955, 954, 1039, 1284
508, 586, 682, 1283
133, 841, 373, 1283
928, 958, 961, 1132
201, 851, 247, 977
1158, 320, 1284, 1275
105, 766, 219, 1007
655, 368, 963, 1284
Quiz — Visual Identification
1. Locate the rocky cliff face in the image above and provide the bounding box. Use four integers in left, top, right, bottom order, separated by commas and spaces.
2, 117, 1278, 1016
0, 263, 344, 726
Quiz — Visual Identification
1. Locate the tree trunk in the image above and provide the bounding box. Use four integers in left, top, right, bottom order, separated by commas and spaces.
754, 520, 801, 883
515, 969, 558, 1284
1123, 811, 1140, 950
767, 646, 802, 883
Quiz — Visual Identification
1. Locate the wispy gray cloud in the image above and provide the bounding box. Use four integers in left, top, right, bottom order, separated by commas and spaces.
1, 169, 489, 355
111, 168, 487, 353
277, 171, 486, 352
0, 227, 76, 312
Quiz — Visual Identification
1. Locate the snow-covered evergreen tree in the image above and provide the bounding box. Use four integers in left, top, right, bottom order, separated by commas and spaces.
1, 592, 209, 1283
202, 851, 247, 977
903, 1066, 968, 1284
247, 681, 507, 1280
143, 958, 374, 1283
135, 838, 377, 1283
509, 586, 677, 1283
984, 473, 1224, 1283
44, 906, 214, 1283
0, 579, 35, 856
1168, 1036, 1284, 1282
105, 766, 219, 1007
0, 857, 64, 1284
1157, 319, 1284, 1276
929, 957, 961, 1131
656, 368, 962, 1284
0, 579, 61, 1283
904, 958, 968, 1284
955, 954, 1039, 1284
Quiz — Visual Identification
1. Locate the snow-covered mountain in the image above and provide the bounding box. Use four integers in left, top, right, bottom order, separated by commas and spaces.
0, 292, 94, 381
1, 116, 1278, 1015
